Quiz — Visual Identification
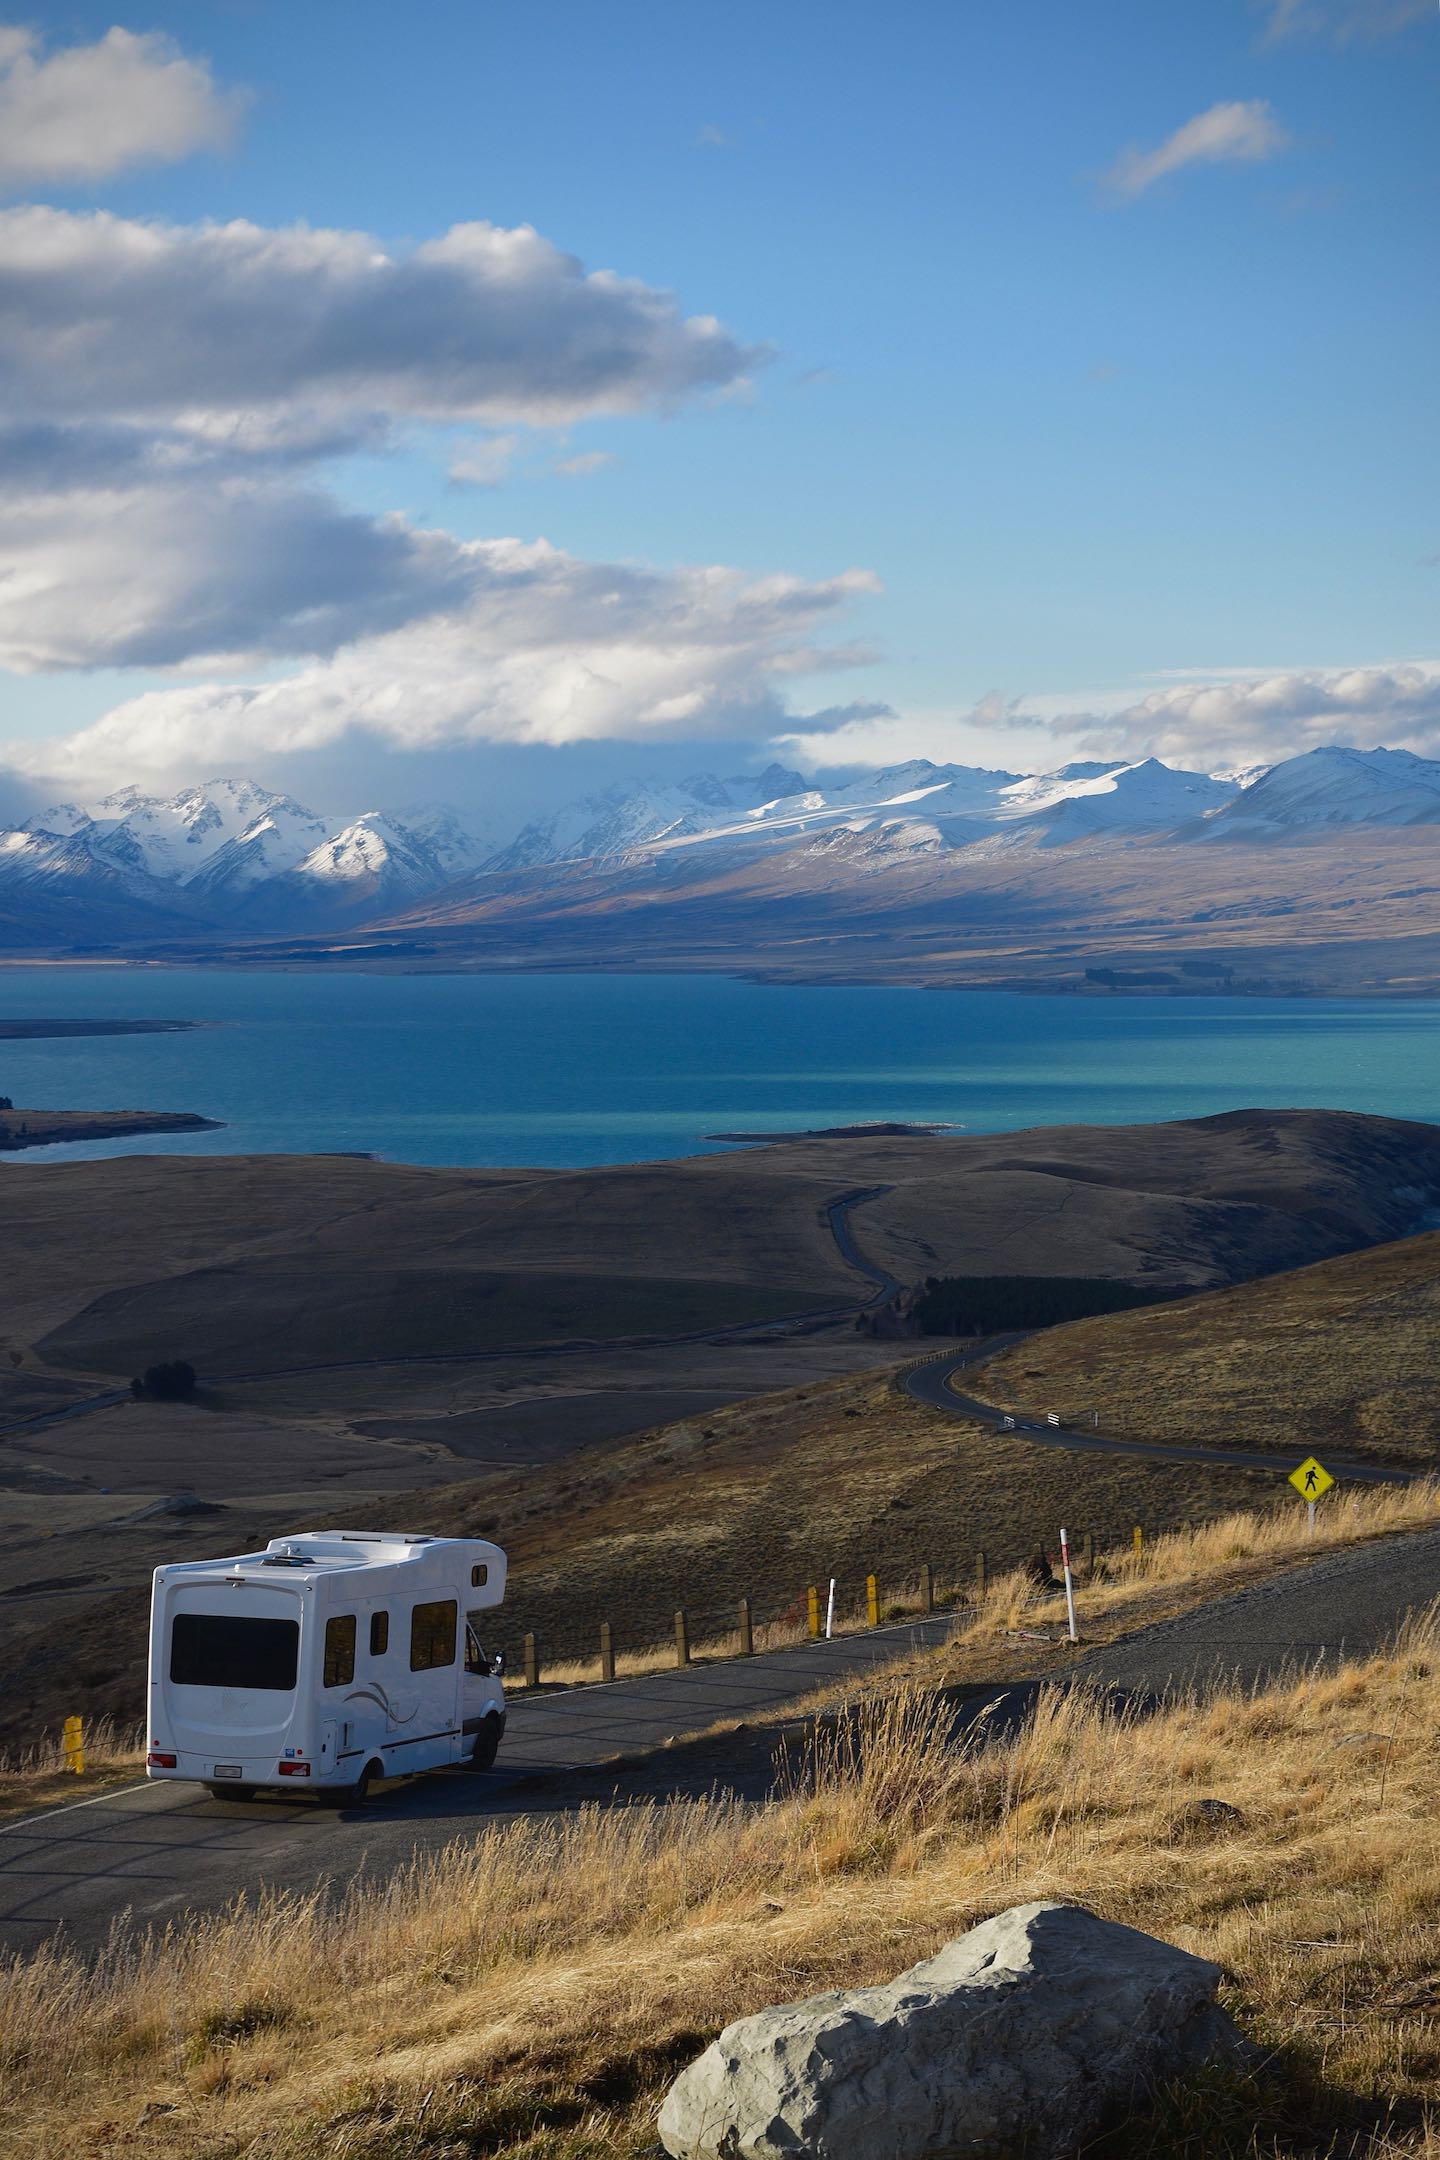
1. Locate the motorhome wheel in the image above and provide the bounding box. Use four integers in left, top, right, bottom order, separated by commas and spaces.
470, 1713, 505, 1770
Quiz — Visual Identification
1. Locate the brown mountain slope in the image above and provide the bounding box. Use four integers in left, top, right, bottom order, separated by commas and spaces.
341, 826, 1440, 994
982, 1228, 1440, 1467
12, 1108, 1440, 1382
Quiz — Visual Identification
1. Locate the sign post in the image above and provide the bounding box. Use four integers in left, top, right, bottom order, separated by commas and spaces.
1058, 1528, 1079, 1643
1288, 1455, 1334, 1537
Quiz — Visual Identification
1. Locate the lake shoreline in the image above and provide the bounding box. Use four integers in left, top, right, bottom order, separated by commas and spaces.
0, 1109, 223, 1153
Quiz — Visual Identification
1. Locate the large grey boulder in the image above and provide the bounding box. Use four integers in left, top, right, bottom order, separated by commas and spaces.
658, 1900, 1243, 2160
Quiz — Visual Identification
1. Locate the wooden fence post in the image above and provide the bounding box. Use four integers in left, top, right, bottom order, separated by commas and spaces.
599, 1619, 615, 1683
975, 1550, 988, 1599
523, 1632, 540, 1690
919, 1562, 934, 1615
807, 1585, 821, 1639
738, 1596, 754, 1657
674, 1609, 690, 1667
866, 1573, 880, 1627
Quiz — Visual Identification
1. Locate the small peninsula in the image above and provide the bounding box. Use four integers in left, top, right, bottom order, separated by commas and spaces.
0, 1108, 222, 1152
0, 1019, 201, 1039
706, 1120, 956, 1143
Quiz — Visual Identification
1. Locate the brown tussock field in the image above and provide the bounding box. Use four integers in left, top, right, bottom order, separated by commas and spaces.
982, 1229, 1440, 1470
3, 1612, 1438, 2160
348, 1365, 1281, 1671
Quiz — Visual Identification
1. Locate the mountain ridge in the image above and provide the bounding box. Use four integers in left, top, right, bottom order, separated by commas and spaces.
1, 743, 1437, 968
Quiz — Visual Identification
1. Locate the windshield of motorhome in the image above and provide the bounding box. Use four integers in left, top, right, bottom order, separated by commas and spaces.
170, 1613, 299, 1691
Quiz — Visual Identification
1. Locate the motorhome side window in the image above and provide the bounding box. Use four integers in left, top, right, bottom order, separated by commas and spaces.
464, 1620, 487, 1674
170, 1612, 299, 1691
323, 1614, 356, 1688
410, 1599, 457, 1671
369, 1611, 389, 1658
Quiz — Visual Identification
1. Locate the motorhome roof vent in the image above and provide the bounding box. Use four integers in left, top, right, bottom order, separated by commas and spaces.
261, 1545, 314, 1568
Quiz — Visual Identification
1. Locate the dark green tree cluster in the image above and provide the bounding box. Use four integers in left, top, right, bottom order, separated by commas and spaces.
131, 1359, 198, 1401
912, 1274, 1177, 1336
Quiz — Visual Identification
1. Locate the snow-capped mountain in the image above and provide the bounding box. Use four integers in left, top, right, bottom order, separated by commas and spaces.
1198, 746, 1440, 836
185, 797, 334, 901
241, 811, 492, 925
488, 764, 808, 871
0, 745, 1435, 953
0, 780, 493, 938
989, 757, 1235, 846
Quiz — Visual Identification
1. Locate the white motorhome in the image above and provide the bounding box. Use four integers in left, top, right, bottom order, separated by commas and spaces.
146, 1530, 507, 1804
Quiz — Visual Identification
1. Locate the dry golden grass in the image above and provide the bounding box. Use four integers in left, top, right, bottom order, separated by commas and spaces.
982, 1230, 1440, 1469
943, 1472, 1440, 1659
417, 1366, 1276, 1675
0, 1717, 142, 1818
4, 1613, 1439, 2160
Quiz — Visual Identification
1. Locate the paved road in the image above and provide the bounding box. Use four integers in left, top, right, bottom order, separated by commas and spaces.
0, 1614, 953, 1957
3, 1528, 1437, 1959
903, 1344, 1413, 1486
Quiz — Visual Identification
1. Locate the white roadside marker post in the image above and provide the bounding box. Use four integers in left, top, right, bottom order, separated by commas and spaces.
824, 1577, 836, 1640
1059, 1527, 1079, 1643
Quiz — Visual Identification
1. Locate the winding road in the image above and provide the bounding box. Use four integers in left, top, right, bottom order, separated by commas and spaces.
902, 1343, 1413, 1486
3, 1526, 1436, 1959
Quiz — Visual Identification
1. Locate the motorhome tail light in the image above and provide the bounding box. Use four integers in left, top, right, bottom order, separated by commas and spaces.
147, 1751, 178, 1769
277, 1760, 311, 1777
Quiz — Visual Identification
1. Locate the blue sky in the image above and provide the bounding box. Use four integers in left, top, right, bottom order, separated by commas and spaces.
0, 0, 1436, 813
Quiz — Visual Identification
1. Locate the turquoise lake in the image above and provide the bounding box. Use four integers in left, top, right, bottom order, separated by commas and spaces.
0, 968, 1436, 1167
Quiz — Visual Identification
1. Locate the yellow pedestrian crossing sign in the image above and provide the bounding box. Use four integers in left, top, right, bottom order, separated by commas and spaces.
1289, 1456, 1334, 1502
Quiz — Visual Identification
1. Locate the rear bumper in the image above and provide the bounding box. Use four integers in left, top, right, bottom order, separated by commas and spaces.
147, 1752, 327, 1788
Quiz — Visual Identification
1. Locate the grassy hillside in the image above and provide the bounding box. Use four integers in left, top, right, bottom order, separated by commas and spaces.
3, 1609, 1437, 2160
983, 1228, 1440, 1468
6, 1109, 1437, 1380
333, 1365, 1275, 1671
0, 1363, 1274, 1749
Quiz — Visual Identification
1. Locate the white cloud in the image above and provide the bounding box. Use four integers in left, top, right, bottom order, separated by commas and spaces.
778, 693, 1042, 773
0, 27, 242, 189
0, 477, 479, 671
0, 206, 769, 670
0, 207, 763, 437
1102, 100, 1291, 199
1258, 0, 1432, 42
554, 449, 619, 477
449, 433, 521, 488
1051, 663, 1440, 768
696, 124, 733, 149
3, 549, 881, 793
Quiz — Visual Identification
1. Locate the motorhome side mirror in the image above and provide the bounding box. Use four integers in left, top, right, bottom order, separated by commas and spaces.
491, 1650, 505, 1677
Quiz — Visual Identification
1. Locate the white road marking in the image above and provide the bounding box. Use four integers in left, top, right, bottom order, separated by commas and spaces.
0, 1778, 161, 1837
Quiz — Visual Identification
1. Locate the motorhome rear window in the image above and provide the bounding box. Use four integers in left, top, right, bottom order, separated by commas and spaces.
323, 1614, 356, 1688
410, 1599, 457, 1671
170, 1613, 299, 1692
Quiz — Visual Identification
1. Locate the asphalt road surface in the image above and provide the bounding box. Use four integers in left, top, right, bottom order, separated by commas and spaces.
3, 1527, 1436, 1959
904, 1345, 1413, 1485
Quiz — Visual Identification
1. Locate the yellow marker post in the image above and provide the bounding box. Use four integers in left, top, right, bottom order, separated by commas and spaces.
866, 1573, 880, 1627
806, 1585, 821, 1640
62, 1714, 85, 1776
1289, 1455, 1334, 1535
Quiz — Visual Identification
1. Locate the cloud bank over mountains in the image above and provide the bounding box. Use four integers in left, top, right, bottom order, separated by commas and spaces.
8, 550, 878, 795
